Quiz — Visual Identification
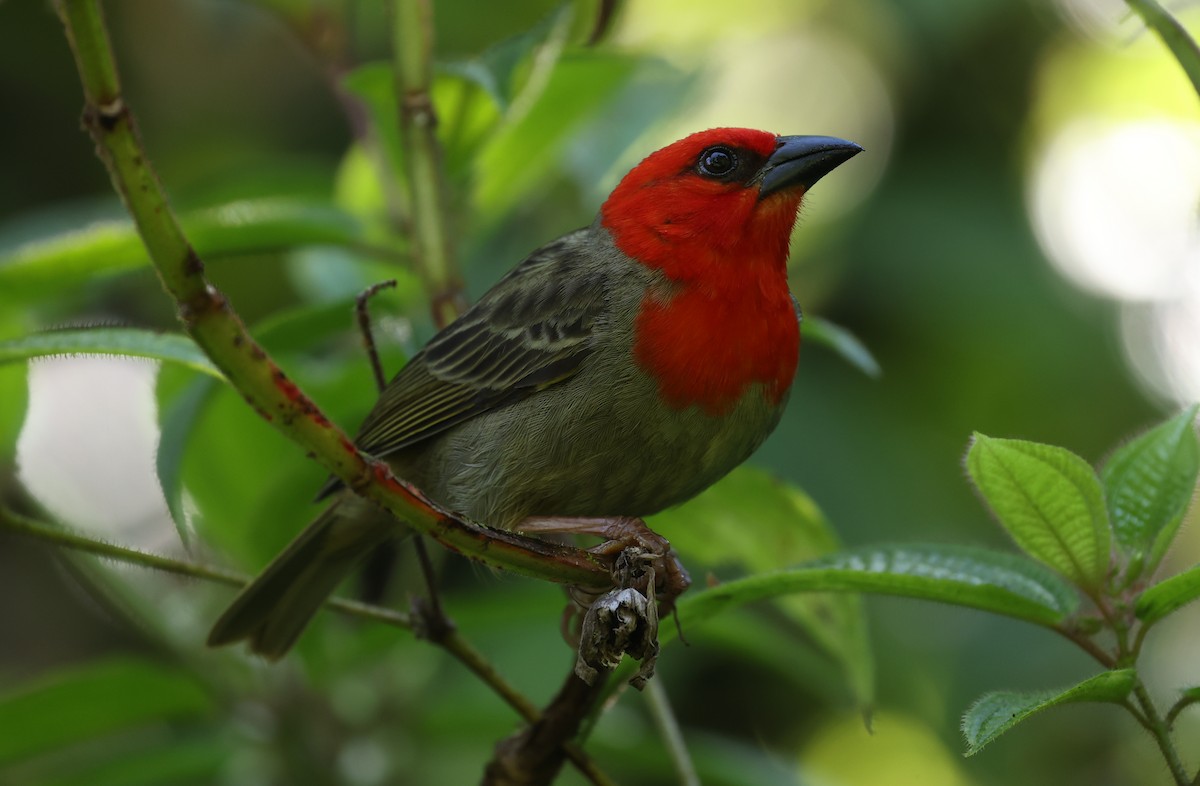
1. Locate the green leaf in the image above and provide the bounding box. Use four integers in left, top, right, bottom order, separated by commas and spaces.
0, 658, 214, 765
1135, 563, 1200, 625
157, 376, 220, 539
967, 435, 1111, 590
651, 467, 873, 708
473, 51, 640, 219
802, 315, 881, 378
37, 736, 226, 786
677, 543, 1080, 631
0, 199, 367, 302
961, 669, 1135, 756
1101, 405, 1199, 580
342, 62, 408, 185
443, 4, 574, 111
651, 467, 840, 567
0, 328, 223, 379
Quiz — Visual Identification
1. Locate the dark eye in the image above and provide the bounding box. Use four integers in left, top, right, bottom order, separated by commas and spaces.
697, 146, 737, 178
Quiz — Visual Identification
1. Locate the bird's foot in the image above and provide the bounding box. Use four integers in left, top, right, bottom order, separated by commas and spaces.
519, 515, 691, 607
522, 516, 691, 688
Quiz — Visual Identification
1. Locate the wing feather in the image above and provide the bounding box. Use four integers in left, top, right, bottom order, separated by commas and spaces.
351, 229, 608, 461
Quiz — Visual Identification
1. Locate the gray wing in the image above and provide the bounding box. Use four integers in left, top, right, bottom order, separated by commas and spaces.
352, 229, 608, 461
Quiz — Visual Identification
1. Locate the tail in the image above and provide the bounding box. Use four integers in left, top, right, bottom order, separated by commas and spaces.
207, 498, 394, 659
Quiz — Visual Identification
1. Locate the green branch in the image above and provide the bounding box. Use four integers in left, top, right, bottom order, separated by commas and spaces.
391, 0, 466, 327
1129, 679, 1191, 786
51, 0, 610, 591
0, 507, 412, 629
0, 507, 615, 785
1127, 0, 1200, 101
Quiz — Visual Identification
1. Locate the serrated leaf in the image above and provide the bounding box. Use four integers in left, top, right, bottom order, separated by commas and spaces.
1101, 405, 1200, 580
0, 328, 223, 379
0, 199, 367, 302
0, 658, 214, 765
802, 315, 881, 378
676, 544, 1080, 632
961, 669, 1135, 756
651, 468, 873, 708
967, 435, 1111, 590
1135, 563, 1200, 625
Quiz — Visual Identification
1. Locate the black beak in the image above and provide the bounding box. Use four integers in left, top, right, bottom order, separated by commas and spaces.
756, 135, 863, 199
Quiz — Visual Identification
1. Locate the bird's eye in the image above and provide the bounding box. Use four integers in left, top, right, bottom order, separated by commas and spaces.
697, 147, 737, 178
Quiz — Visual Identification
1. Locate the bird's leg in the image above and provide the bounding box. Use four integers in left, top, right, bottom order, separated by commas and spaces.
520, 516, 691, 607
353, 280, 450, 632
523, 516, 690, 676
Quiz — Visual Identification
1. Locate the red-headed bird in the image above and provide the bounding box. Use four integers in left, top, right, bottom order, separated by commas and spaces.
208, 128, 862, 657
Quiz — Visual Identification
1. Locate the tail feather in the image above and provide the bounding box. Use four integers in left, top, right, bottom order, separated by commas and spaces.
208, 500, 393, 659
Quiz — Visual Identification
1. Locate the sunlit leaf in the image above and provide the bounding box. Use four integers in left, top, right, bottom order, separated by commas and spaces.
1135, 563, 1200, 625
676, 543, 1080, 632
0, 328, 223, 379
342, 62, 407, 187
0, 310, 30, 460
0, 658, 214, 765
443, 4, 573, 110
1101, 405, 1199, 580
473, 51, 640, 219
967, 435, 1111, 590
652, 467, 873, 708
961, 669, 1135, 756
802, 315, 881, 378
0, 199, 368, 302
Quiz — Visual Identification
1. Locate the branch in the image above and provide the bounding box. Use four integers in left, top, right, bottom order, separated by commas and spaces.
1129, 679, 1192, 786
51, 0, 611, 592
0, 507, 411, 629
0, 507, 616, 785
391, 0, 466, 328
484, 670, 614, 786
1126, 0, 1200, 101
1166, 690, 1200, 728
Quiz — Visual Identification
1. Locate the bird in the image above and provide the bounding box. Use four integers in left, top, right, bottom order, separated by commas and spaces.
208, 127, 862, 658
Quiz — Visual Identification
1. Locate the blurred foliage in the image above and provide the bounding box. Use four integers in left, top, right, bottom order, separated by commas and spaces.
2, 0, 1200, 785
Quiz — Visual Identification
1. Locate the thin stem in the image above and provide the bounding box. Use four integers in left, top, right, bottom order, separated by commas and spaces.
355, 279, 399, 396
52, 0, 612, 591
0, 507, 617, 785
1125, 0, 1200, 101
485, 670, 614, 786
1129, 680, 1191, 786
1052, 624, 1117, 669
0, 507, 408, 628
442, 632, 615, 786
355, 279, 447, 621
1122, 698, 1153, 732
644, 679, 700, 786
1166, 691, 1200, 728
1131, 620, 1152, 659
390, 0, 467, 328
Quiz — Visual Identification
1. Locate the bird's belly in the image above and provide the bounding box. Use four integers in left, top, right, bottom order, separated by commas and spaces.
412, 369, 787, 528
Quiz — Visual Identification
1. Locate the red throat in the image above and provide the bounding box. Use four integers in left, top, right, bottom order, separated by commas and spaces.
600, 129, 804, 415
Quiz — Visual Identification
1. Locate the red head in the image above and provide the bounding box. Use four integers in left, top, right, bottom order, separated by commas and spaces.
600, 128, 861, 284
601, 128, 861, 414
